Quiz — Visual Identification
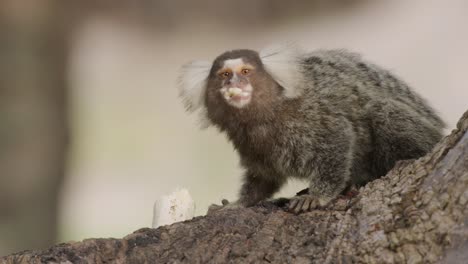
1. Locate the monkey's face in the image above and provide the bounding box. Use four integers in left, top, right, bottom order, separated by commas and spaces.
216, 58, 254, 108
178, 44, 303, 125
206, 49, 281, 111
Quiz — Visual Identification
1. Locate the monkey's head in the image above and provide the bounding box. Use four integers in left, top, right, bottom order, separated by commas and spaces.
178, 44, 304, 127
207, 49, 269, 109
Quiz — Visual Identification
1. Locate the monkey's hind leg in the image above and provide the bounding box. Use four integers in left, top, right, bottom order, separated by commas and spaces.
288, 121, 355, 214
288, 172, 349, 214
367, 99, 443, 178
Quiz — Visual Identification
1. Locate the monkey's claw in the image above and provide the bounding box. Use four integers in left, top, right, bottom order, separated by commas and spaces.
287, 195, 322, 214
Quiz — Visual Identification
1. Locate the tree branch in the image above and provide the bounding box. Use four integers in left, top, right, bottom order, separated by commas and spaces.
3, 110, 468, 264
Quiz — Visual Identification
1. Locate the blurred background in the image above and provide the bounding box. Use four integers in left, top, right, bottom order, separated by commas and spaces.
1, 0, 467, 256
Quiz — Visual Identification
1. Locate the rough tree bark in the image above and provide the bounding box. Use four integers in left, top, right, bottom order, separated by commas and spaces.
2, 109, 467, 263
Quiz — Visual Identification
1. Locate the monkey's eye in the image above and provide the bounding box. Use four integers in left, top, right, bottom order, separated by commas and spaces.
219, 71, 231, 79
241, 69, 251, 75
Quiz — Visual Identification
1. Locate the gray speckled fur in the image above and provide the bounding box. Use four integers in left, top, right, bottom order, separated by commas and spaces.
267, 49, 445, 205
181, 48, 445, 208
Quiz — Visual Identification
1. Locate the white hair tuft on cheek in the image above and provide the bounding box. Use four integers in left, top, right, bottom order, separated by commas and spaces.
177, 60, 213, 128
260, 43, 306, 98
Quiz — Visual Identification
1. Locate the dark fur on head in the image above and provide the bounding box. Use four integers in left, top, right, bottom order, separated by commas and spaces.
178, 44, 445, 213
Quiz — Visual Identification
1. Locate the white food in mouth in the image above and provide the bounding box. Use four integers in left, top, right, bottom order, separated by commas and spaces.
228, 87, 243, 96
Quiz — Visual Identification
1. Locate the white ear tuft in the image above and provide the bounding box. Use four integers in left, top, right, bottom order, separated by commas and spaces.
177, 60, 212, 112
196, 107, 212, 129
260, 43, 305, 98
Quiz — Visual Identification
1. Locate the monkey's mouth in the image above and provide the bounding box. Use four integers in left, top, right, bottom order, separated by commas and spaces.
226, 87, 251, 100
220, 86, 252, 108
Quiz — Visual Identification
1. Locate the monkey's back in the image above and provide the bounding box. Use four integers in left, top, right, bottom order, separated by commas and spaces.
302, 50, 443, 128
294, 49, 445, 183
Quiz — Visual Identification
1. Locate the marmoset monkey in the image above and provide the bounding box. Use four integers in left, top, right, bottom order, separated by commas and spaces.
178, 44, 445, 213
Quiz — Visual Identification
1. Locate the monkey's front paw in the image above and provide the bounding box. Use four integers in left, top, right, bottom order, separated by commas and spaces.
207, 199, 244, 215
287, 195, 329, 214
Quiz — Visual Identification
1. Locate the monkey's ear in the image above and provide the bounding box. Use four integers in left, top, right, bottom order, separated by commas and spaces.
177, 60, 211, 112
178, 60, 213, 128
260, 43, 305, 98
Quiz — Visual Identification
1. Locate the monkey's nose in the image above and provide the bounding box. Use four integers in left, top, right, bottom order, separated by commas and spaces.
227, 74, 248, 88
227, 80, 247, 89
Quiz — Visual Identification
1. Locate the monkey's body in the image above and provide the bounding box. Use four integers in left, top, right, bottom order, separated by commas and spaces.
179, 46, 444, 213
